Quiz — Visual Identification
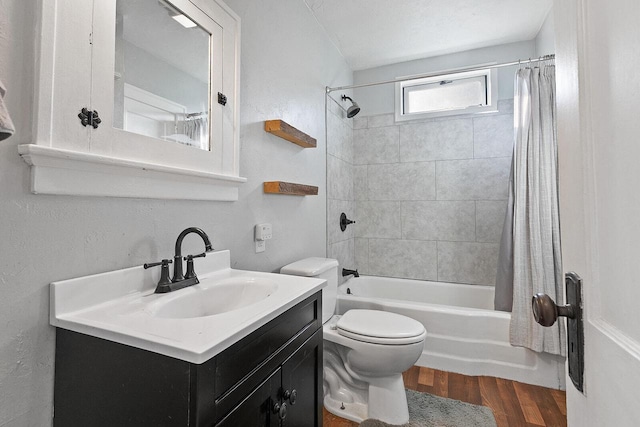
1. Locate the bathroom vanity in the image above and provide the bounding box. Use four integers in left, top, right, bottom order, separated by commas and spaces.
50, 250, 324, 426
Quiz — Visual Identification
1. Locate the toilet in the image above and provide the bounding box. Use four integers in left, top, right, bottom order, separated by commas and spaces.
280, 258, 426, 425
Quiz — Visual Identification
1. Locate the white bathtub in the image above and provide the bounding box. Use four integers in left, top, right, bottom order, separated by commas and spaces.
337, 276, 566, 390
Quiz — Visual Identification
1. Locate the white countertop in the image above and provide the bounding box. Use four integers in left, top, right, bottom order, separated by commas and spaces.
50, 250, 325, 364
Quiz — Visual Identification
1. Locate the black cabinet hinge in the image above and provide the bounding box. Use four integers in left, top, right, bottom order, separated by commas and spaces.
217, 92, 227, 106
78, 108, 101, 129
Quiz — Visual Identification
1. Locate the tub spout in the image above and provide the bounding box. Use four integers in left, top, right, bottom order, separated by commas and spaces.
342, 268, 359, 278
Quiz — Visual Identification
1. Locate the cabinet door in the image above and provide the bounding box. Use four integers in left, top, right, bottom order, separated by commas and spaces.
216, 368, 280, 427
280, 329, 323, 427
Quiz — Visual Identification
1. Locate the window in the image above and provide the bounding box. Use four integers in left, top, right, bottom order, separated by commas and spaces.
395, 68, 498, 121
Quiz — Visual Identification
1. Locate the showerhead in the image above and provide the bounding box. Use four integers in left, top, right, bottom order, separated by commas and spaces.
341, 95, 361, 118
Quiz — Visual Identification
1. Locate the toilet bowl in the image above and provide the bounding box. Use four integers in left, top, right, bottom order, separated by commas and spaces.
280, 258, 426, 424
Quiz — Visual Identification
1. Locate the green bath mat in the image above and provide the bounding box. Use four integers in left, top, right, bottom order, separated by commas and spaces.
359, 389, 497, 427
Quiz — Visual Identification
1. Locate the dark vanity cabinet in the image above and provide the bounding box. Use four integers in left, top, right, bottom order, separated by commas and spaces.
53, 292, 323, 427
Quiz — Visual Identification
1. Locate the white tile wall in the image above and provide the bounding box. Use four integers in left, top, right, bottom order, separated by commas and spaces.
399, 118, 474, 162
351, 100, 514, 286
329, 238, 355, 282
436, 157, 511, 200
353, 126, 400, 164
327, 111, 354, 162
354, 165, 368, 201
437, 241, 500, 286
355, 201, 402, 238
368, 239, 438, 280
352, 116, 368, 130
473, 114, 515, 158
401, 201, 476, 241
367, 162, 435, 201
327, 154, 354, 201
354, 238, 369, 273
367, 113, 395, 128
327, 101, 357, 281
476, 200, 509, 243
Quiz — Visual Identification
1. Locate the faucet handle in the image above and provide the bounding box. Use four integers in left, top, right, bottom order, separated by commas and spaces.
183, 252, 207, 261
184, 253, 206, 279
144, 259, 173, 291
144, 259, 173, 269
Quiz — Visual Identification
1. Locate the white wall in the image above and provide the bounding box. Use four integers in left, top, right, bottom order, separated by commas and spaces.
535, 9, 556, 56
0, 0, 351, 424
352, 41, 536, 116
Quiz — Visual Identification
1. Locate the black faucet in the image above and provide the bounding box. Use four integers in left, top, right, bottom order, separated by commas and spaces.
342, 268, 359, 278
144, 227, 214, 293
172, 227, 213, 283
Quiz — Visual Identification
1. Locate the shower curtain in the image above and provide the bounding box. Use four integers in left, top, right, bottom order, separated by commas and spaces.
495, 63, 566, 356
183, 117, 208, 150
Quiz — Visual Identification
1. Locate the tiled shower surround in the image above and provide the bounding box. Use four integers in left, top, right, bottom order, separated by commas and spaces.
326, 97, 356, 279
327, 98, 513, 286
354, 100, 513, 286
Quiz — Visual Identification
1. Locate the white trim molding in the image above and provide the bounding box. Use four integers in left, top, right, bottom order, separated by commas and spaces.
18, 144, 246, 201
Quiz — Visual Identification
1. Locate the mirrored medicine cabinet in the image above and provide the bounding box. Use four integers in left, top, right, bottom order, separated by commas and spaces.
19, 0, 245, 201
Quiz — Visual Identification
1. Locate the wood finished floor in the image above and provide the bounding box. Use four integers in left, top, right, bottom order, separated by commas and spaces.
323, 366, 567, 427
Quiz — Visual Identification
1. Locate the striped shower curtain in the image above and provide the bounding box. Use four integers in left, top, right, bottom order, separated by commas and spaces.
184, 117, 208, 150
496, 64, 566, 356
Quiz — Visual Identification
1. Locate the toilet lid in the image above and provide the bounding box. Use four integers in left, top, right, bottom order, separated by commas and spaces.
336, 309, 426, 345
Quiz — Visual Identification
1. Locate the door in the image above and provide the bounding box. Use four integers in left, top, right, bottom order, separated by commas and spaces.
281, 329, 323, 427
555, 0, 640, 425
215, 368, 280, 427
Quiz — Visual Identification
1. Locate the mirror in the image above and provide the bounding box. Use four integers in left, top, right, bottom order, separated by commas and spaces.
113, 0, 211, 151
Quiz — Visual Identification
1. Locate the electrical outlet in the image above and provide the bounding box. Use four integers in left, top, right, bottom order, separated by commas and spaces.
255, 223, 273, 241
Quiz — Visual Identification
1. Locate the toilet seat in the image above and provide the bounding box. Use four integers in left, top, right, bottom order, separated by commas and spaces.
336, 309, 426, 345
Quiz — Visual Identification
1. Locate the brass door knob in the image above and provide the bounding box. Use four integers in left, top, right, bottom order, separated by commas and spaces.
532, 293, 576, 327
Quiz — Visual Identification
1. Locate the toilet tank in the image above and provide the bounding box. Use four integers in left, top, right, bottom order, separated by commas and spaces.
280, 258, 339, 324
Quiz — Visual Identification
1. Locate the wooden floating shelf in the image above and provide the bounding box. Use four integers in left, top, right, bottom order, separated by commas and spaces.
264, 120, 316, 148
264, 181, 318, 196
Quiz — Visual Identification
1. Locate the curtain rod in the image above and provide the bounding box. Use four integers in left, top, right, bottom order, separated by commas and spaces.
326, 54, 555, 93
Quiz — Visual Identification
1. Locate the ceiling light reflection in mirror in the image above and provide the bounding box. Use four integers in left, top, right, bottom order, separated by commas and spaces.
113, 0, 211, 151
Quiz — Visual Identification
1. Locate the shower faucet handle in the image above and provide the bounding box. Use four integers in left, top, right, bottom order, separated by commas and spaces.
340, 212, 356, 232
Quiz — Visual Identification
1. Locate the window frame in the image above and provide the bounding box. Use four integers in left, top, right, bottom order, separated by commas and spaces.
394, 67, 498, 122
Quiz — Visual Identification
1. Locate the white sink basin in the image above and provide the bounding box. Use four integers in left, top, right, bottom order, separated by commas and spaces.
152, 278, 278, 319
49, 250, 326, 363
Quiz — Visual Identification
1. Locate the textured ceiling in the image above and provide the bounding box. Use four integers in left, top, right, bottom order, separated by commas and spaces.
304, 0, 553, 71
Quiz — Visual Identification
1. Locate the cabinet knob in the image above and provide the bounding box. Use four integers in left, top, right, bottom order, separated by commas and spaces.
272, 402, 287, 420
283, 389, 297, 405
